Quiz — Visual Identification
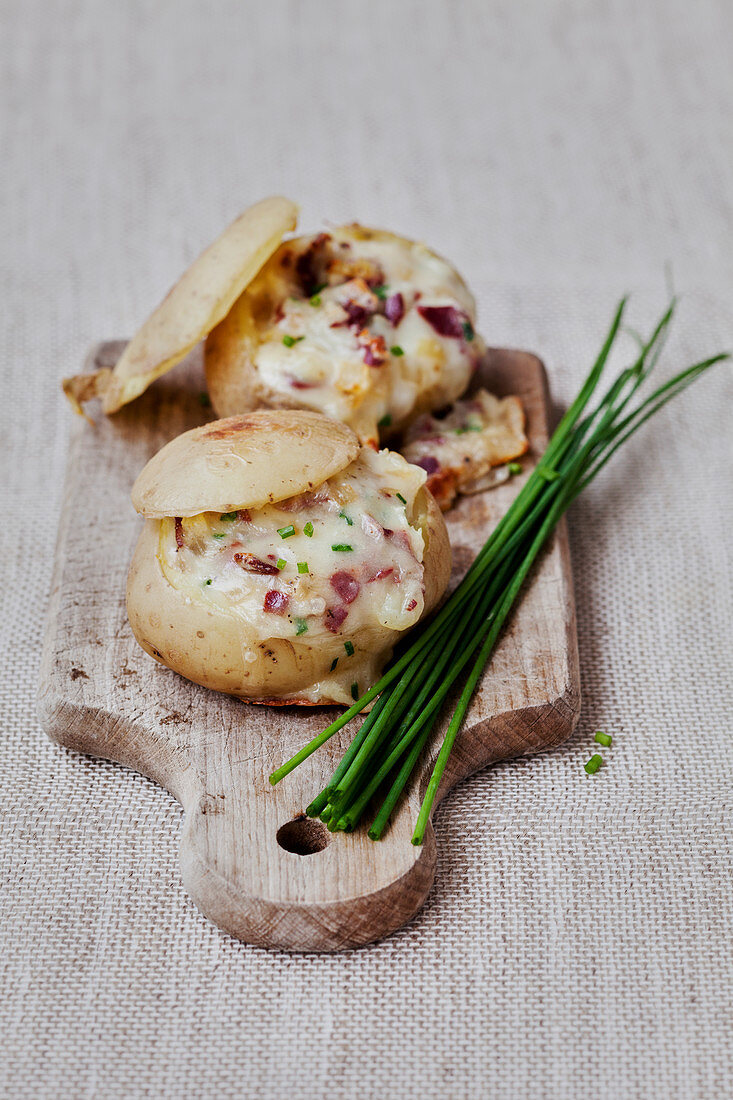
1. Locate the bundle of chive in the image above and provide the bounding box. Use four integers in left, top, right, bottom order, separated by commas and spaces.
270, 299, 728, 845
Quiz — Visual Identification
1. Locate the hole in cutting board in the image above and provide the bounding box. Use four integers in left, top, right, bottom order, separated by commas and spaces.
276, 815, 331, 856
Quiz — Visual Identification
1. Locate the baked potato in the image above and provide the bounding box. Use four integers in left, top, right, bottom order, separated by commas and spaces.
127, 410, 451, 706
205, 224, 486, 446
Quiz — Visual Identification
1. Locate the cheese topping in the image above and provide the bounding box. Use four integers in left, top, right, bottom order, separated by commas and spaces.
244, 226, 485, 444
401, 389, 528, 510
158, 449, 428, 645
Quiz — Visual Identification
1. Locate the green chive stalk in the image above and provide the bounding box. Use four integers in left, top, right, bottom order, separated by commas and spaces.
270, 299, 728, 844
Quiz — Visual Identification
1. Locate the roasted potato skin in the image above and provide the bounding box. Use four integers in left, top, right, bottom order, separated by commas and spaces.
126, 487, 450, 706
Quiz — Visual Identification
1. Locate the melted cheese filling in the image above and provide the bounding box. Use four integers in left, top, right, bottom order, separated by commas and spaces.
158, 450, 428, 645
248, 226, 485, 443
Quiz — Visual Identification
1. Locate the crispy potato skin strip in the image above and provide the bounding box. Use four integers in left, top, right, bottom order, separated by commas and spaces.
61, 367, 113, 421
62, 196, 298, 416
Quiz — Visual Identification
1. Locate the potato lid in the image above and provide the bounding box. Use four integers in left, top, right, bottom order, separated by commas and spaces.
131, 410, 361, 517
63, 196, 298, 417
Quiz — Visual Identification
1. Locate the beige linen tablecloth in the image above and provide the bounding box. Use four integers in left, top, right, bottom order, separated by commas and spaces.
2, 2, 731, 1097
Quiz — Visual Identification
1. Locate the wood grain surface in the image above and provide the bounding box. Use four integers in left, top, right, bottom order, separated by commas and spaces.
38, 344, 580, 952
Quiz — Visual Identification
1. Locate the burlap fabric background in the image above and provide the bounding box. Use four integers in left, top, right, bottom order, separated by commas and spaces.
2, 2, 732, 1097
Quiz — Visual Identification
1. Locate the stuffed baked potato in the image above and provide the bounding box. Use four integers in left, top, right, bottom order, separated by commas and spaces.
127, 410, 451, 706
204, 224, 486, 446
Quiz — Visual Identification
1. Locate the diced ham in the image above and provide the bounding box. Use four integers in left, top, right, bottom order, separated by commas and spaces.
324, 605, 348, 633
417, 304, 467, 339
330, 571, 361, 604
385, 292, 404, 326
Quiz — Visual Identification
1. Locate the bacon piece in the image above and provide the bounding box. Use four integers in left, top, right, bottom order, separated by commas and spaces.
367, 567, 394, 583
263, 590, 290, 614
295, 232, 331, 296
415, 455, 440, 475
358, 329, 387, 367
385, 292, 404, 326
417, 305, 467, 339
174, 517, 184, 550
238, 509, 251, 522
324, 605, 348, 633
406, 599, 418, 611
330, 571, 360, 604
234, 552, 280, 575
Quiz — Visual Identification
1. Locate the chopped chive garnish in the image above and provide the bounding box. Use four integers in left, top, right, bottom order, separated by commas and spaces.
282, 334, 304, 347
507, 462, 523, 476
213, 532, 226, 539
312, 282, 327, 295
295, 618, 309, 636
462, 320, 475, 342
584, 754, 603, 774
276, 558, 287, 570
378, 413, 392, 428
339, 512, 353, 525
278, 525, 296, 539
331, 543, 353, 552
390, 345, 404, 356
396, 492, 407, 505
220, 512, 237, 522
303, 521, 314, 537
373, 284, 388, 300
297, 562, 309, 574
344, 641, 355, 656
330, 658, 339, 672
351, 682, 359, 700
203, 578, 212, 586
594, 731, 612, 747
198, 391, 211, 407
309, 294, 322, 307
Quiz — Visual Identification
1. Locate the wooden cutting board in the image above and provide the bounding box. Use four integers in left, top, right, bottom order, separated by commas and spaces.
38, 344, 580, 952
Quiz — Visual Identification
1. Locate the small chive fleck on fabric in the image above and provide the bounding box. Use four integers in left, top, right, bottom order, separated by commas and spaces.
462, 320, 475, 342
351, 682, 359, 700
344, 641, 355, 656
373, 284, 388, 300
198, 392, 211, 407
278, 525, 296, 539
295, 619, 308, 636
331, 543, 353, 552
282, 334, 304, 347
303, 521, 314, 537
220, 512, 237, 522
378, 413, 392, 428
396, 492, 406, 505
330, 657, 339, 672
584, 754, 603, 774
507, 462, 523, 476
390, 345, 404, 356
339, 512, 353, 526
595, 731, 613, 747
213, 533, 226, 540
297, 562, 309, 574
276, 558, 286, 570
